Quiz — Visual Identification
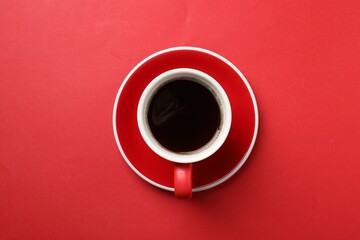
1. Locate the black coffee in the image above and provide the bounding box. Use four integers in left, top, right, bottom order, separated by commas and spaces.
147, 79, 221, 152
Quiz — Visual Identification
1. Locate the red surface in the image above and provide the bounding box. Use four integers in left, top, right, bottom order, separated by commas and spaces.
114, 48, 256, 189
1, 0, 360, 239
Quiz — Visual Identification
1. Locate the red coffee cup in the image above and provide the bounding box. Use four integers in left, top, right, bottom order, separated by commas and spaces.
137, 68, 232, 198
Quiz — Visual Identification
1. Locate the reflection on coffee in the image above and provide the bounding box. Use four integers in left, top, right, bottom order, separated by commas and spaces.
147, 79, 221, 152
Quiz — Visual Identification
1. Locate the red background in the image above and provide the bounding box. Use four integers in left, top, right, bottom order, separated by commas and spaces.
1, 0, 359, 239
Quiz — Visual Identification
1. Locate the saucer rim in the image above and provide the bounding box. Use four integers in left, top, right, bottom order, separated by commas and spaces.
112, 46, 259, 192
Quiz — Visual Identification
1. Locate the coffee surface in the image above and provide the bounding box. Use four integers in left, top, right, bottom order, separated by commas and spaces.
148, 79, 220, 152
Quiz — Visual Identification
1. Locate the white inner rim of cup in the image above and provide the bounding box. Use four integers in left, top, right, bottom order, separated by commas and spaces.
137, 68, 232, 164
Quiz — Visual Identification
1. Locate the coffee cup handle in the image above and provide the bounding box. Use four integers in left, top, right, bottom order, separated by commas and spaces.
174, 163, 193, 199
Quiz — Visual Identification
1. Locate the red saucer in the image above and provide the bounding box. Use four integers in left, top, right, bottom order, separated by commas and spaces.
113, 47, 259, 192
